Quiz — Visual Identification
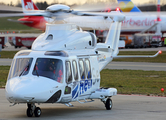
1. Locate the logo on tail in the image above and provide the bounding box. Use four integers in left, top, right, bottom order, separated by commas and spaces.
117, 0, 141, 12
25, 1, 34, 10
21, 0, 39, 12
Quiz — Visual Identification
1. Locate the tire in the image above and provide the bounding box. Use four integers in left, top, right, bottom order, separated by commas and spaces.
27, 108, 33, 117
105, 98, 112, 110
27, 103, 31, 109
34, 107, 41, 117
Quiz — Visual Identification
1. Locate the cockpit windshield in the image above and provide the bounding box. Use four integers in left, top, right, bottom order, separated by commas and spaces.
32, 58, 63, 83
8, 58, 33, 80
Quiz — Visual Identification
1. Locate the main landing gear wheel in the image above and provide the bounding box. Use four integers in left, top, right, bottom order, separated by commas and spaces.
34, 107, 41, 117
26, 103, 42, 117
105, 98, 112, 110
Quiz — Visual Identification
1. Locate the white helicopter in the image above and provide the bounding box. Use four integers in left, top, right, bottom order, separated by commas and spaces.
5, 6, 161, 117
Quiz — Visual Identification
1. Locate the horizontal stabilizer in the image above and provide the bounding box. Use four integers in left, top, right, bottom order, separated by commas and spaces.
7, 19, 33, 23
113, 50, 162, 58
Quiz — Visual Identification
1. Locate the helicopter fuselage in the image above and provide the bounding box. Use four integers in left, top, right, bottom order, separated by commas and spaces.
6, 49, 116, 104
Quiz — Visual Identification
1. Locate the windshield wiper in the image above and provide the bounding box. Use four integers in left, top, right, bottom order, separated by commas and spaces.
19, 64, 29, 77
34, 64, 39, 77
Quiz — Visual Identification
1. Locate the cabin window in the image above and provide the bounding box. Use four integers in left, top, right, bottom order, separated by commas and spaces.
8, 58, 33, 80
32, 58, 63, 83
85, 59, 91, 79
78, 59, 85, 80
72, 60, 78, 81
65, 61, 72, 83
46, 34, 53, 40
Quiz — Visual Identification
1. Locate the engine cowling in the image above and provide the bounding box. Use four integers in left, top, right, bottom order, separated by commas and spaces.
32, 23, 97, 51
46, 4, 70, 12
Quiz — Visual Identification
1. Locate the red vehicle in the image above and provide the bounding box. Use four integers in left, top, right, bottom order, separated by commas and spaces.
0, 37, 5, 49
21, 37, 36, 49
8, 36, 36, 49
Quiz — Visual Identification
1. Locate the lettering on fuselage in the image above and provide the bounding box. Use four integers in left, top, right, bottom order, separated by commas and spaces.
122, 18, 155, 27
72, 79, 92, 99
97, 54, 106, 62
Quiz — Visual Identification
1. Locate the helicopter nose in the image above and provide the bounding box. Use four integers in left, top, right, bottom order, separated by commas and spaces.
6, 87, 34, 103
6, 79, 36, 103
5, 77, 53, 103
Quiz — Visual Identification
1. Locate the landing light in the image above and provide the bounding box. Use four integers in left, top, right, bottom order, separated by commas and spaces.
159, 50, 162, 54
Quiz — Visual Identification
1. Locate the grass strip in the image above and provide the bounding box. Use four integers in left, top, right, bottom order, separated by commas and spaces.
101, 69, 166, 96
0, 51, 18, 58
0, 66, 10, 88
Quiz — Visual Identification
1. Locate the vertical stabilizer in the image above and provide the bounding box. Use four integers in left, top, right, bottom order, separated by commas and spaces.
105, 21, 122, 56
95, 12, 125, 71
117, 0, 141, 12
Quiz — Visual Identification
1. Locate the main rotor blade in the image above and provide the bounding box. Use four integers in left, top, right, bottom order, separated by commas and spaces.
71, 2, 119, 12
0, 12, 49, 18
0, 4, 45, 13
71, 11, 125, 21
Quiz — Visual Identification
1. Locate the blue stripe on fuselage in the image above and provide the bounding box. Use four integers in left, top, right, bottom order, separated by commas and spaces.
72, 79, 92, 99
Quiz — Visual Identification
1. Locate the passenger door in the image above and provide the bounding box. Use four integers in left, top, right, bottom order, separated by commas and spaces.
78, 58, 92, 99
62, 61, 73, 102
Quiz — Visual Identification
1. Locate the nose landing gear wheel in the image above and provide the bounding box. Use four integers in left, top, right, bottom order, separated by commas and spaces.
34, 107, 41, 117
26, 103, 41, 117
27, 108, 33, 117
105, 98, 112, 110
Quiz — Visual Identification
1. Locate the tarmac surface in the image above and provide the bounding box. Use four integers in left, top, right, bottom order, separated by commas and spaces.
0, 89, 166, 120
0, 58, 12, 66
105, 61, 166, 71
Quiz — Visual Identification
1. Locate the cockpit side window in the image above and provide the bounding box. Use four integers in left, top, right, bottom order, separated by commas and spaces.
78, 59, 85, 80
32, 58, 63, 83
8, 58, 33, 80
85, 59, 91, 79
65, 61, 72, 83
46, 34, 53, 40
